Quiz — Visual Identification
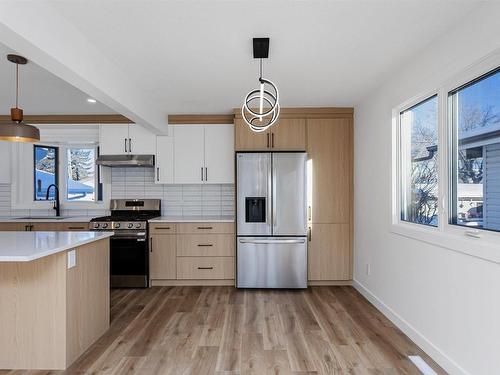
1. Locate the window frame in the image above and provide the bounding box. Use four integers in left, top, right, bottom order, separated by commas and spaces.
63, 145, 100, 203
391, 49, 500, 264
33, 144, 59, 201
398, 94, 439, 228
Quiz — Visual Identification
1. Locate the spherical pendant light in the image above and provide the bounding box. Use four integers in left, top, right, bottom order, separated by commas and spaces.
0, 54, 40, 143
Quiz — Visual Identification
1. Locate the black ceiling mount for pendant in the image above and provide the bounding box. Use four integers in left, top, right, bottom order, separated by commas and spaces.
253, 38, 269, 59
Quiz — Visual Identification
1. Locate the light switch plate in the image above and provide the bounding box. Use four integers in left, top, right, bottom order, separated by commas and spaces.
67, 250, 76, 269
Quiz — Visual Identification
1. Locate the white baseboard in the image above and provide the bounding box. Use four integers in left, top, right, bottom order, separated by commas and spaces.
353, 279, 469, 375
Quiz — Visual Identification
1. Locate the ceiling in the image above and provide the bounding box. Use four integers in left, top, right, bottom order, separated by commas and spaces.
0, 1, 484, 117
0, 42, 115, 115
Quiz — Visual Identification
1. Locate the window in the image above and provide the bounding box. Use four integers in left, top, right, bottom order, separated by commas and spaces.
399, 95, 438, 226
450, 67, 500, 232
34, 145, 58, 201
67, 148, 96, 201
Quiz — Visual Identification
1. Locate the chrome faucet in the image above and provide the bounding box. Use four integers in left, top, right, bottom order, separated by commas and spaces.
46, 184, 60, 217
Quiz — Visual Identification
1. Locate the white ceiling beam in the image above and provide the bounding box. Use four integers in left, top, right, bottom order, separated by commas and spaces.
0, 1, 168, 134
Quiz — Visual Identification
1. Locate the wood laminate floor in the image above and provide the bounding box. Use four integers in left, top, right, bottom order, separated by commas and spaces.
0, 286, 446, 375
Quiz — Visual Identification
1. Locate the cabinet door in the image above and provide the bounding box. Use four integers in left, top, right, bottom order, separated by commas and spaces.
99, 124, 130, 155
234, 118, 270, 151
156, 136, 174, 184
150, 235, 176, 279
173, 125, 205, 183
0, 222, 27, 231
204, 124, 234, 183
307, 118, 351, 223
271, 118, 306, 150
308, 223, 350, 280
128, 124, 156, 154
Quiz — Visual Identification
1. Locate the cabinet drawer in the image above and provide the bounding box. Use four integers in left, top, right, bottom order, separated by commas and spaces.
177, 234, 234, 256
178, 222, 234, 234
149, 223, 177, 234
177, 257, 234, 279
60, 223, 89, 231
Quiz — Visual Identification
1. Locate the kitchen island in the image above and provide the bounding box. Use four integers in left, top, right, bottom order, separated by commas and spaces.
0, 231, 112, 370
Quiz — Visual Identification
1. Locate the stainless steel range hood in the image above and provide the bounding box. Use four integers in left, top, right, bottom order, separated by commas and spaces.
96, 155, 155, 167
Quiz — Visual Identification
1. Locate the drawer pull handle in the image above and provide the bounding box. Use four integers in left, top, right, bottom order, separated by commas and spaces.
197, 226, 213, 230
197, 244, 213, 247
156, 227, 171, 230
197, 266, 214, 270
68, 226, 84, 230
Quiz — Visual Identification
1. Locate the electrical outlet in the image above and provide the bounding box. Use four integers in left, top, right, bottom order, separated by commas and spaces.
366, 263, 371, 276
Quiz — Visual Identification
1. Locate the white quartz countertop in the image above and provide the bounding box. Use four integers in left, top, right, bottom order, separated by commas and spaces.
0, 231, 113, 262
0, 216, 95, 223
149, 216, 234, 223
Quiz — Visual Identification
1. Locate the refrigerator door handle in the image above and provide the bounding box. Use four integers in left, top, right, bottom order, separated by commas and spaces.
239, 239, 306, 244
272, 156, 277, 229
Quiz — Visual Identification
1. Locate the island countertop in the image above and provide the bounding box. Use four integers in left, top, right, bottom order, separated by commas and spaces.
0, 231, 113, 262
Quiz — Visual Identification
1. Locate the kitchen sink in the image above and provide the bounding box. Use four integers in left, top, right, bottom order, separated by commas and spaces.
14, 216, 74, 220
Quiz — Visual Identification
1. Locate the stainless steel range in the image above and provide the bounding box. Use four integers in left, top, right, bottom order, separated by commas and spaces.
90, 199, 161, 288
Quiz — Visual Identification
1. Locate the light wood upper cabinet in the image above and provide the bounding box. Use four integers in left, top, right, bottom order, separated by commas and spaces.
308, 223, 350, 280
234, 118, 306, 151
271, 118, 306, 150
307, 118, 352, 223
150, 234, 176, 279
99, 124, 156, 155
234, 118, 269, 150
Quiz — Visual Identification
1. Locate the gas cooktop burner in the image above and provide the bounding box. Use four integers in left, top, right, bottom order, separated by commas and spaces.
89, 199, 161, 231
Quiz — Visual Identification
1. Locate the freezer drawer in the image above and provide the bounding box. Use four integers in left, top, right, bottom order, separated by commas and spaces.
237, 237, 307, 288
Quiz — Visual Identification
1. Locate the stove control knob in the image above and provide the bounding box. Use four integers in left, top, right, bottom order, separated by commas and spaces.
128, 223, 134, 229
135, 223, 142, 229
93, 222, 100, 229
102, 223, 108, 229
115, 223, 121, 228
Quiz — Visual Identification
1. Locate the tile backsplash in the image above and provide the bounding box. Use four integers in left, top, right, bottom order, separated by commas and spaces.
0, 168, 235, 218
110, 168, 235, 217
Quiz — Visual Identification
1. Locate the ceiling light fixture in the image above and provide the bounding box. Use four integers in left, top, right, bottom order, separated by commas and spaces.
241, 38, 280, 133
87, 98, 97, 103
0, 54, 40, 142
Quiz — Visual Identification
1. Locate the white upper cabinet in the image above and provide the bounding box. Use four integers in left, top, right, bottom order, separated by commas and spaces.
156, 136, 174, 184
162, 124, 234, 184
173, 125, 205, 184
99, 124, 156, 155
99, 124, 130, 155
128, 124, 157, 154
204, 124, 234, 183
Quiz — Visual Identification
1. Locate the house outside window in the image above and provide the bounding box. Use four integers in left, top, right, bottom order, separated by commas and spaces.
450, 67, 500, 232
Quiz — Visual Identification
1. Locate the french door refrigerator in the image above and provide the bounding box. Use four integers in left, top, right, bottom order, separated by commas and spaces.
236, 152, 307, 288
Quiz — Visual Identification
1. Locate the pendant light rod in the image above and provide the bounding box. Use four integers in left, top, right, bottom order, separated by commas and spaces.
1, 54, 40, 142
15, 62, 19, 108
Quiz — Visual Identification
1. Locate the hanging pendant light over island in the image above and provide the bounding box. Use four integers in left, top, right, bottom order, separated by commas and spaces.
0, 54, 40, 142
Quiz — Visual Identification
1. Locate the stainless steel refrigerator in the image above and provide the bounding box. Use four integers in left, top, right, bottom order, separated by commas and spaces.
236, 152, 307, 288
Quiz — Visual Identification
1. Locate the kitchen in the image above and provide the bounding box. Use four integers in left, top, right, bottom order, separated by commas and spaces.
0, 2, 499, 374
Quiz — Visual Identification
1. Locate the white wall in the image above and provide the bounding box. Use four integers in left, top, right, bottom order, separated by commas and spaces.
354, 4, 500, 375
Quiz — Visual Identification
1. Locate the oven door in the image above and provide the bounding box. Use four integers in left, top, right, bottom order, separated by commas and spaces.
110, 231, 148, 288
